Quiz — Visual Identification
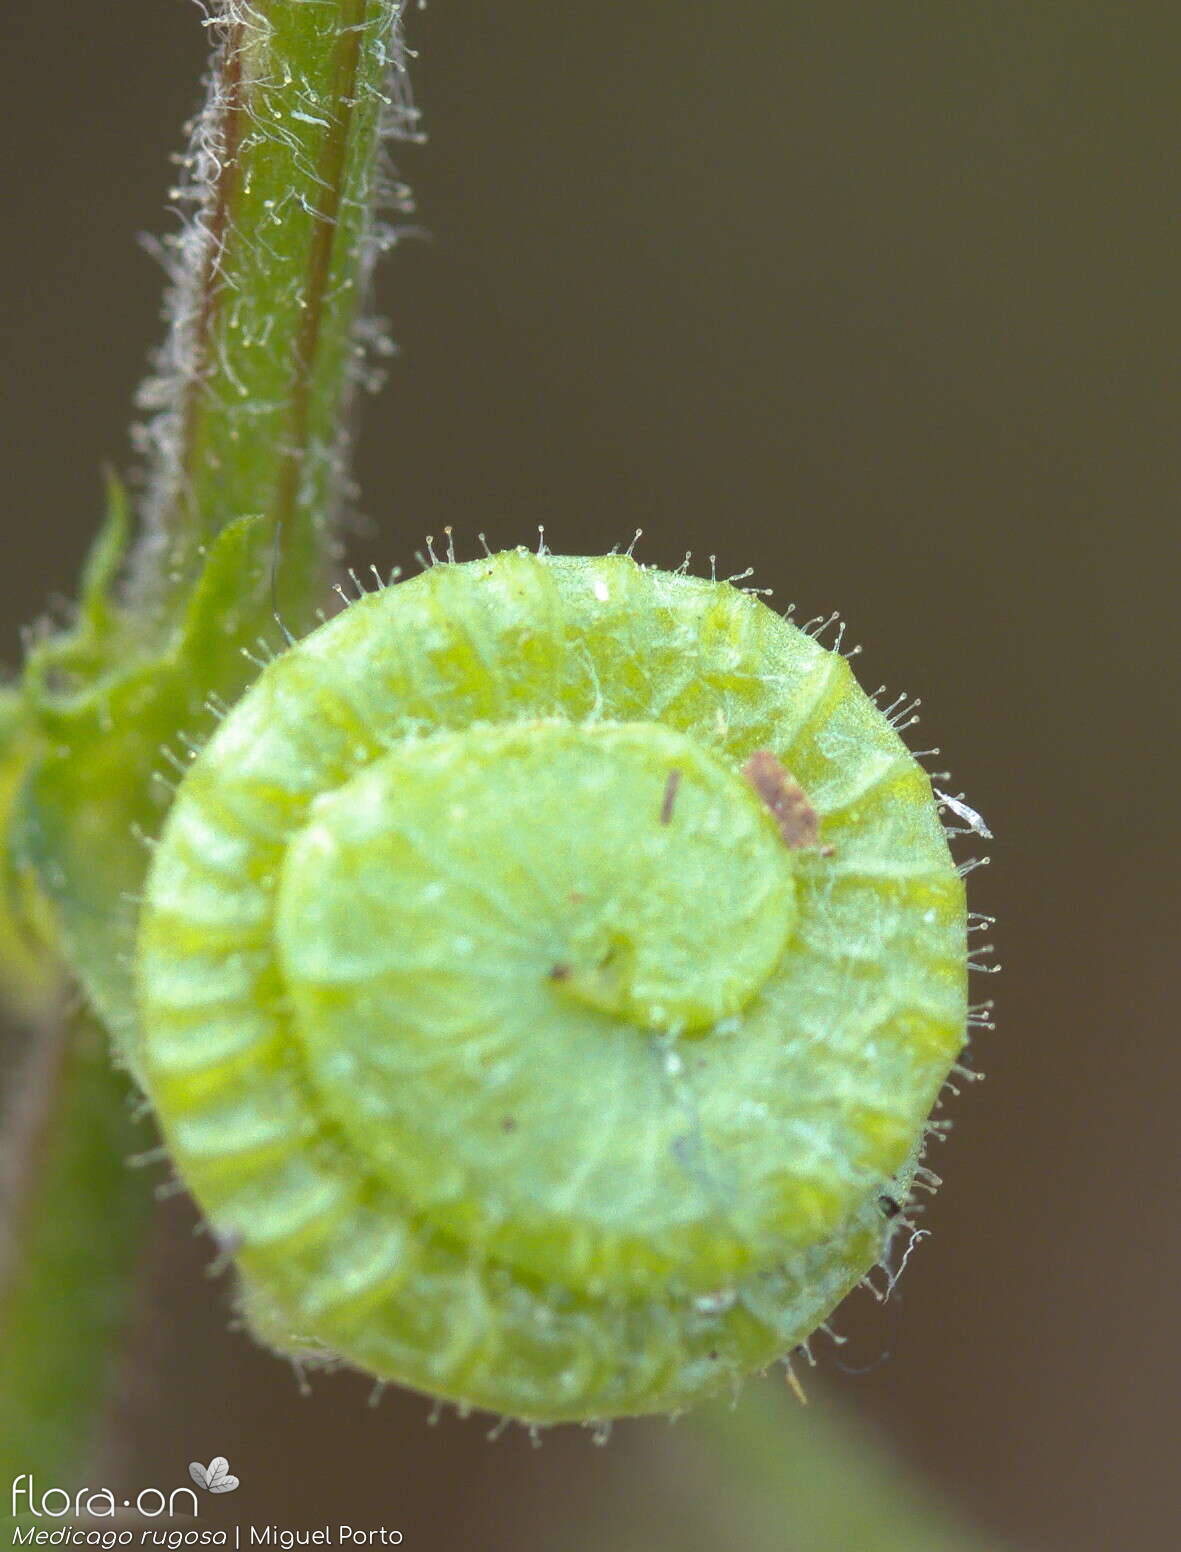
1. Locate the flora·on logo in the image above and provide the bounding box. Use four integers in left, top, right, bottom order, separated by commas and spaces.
10, 1476, 199, 1519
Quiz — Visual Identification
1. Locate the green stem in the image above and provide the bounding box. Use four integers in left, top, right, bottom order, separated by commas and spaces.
0, 1013, 154, 1487
130, 0, 416, 634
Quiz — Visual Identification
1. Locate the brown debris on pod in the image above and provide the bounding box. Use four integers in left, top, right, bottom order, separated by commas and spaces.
742, 750, 834, 855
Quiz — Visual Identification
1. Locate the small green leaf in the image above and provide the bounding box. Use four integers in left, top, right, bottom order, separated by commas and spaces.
18, 516, 276, 1073
0, 690, 59, 1018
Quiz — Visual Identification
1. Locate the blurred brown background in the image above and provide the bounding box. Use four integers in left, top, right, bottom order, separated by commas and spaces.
2, 3, 1178, 1549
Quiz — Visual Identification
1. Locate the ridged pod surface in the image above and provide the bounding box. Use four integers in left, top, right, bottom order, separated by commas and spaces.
135, 549, 966, 1422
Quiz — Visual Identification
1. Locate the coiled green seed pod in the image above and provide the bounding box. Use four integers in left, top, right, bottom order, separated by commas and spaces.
135, 548, 967, 1423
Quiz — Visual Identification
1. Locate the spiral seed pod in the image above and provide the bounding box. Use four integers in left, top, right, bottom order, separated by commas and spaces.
135, 548, 968, 1423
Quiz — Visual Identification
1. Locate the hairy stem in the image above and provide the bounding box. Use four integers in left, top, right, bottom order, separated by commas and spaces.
130, 0, 417, 634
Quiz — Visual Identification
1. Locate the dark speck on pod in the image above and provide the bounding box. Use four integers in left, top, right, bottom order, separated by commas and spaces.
660, 768, 682, 825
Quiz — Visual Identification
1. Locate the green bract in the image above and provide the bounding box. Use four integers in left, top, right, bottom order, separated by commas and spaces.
135, 548, 966, 1422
